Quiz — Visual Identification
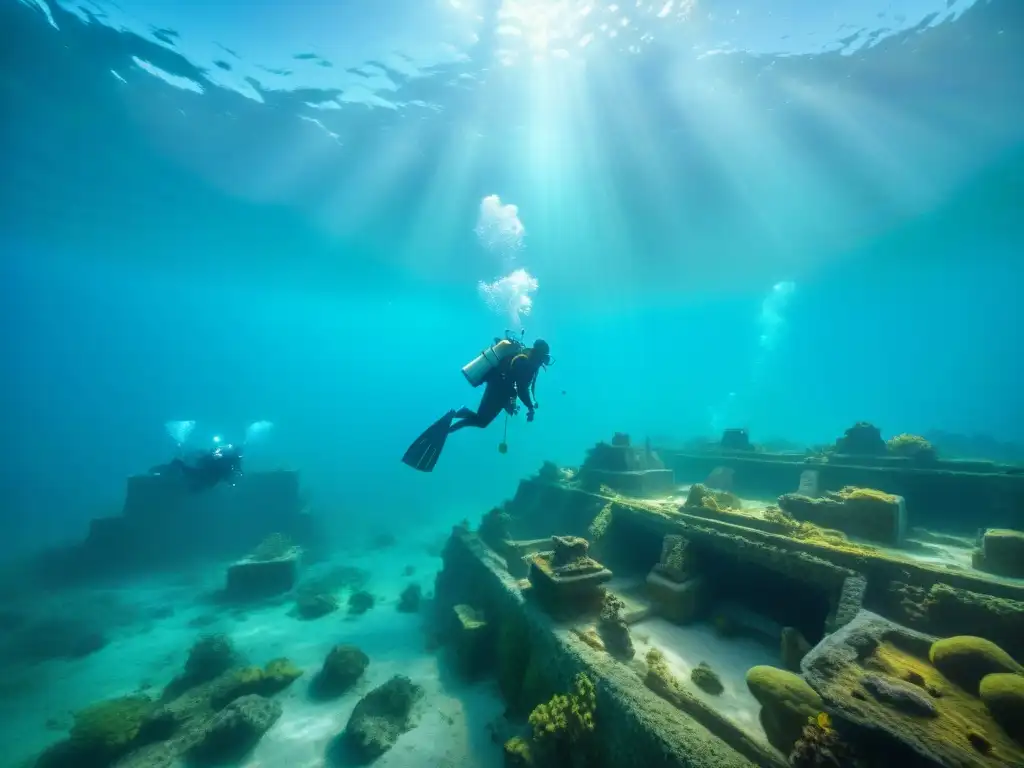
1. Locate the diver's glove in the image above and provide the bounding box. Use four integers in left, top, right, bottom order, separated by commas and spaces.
526, 409, 535, 422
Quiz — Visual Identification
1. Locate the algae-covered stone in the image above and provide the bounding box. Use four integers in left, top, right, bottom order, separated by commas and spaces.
929, 635, 1023, 694
974, 529, 1024, 579
690, 662, 724, 696
343, 675, 424, 763
312, 645, 369, 698
40, 695, 158, 767
745, 665, 823, 753
980, 673, 1024, 743
293, 592, 339, 620
262, 658, 303, 692
186, 694, 281, 764
860, 674, 937, 717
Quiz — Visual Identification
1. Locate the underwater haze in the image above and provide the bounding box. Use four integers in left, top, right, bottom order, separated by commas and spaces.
1, 0, 1020, 556
0, 0, 1023, 764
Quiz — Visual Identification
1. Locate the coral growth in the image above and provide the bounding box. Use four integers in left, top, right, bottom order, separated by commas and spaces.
886, 434, 937, 461
249, 533, 294, 561
596, 593, 634, 660
527, 673, 598, 767
789, 713, 863, 768
587, 503, 613, 543
683, 483, 741, 512
503, 735, 535, 766
834, 422, 886, 456
653, 534, 692, 582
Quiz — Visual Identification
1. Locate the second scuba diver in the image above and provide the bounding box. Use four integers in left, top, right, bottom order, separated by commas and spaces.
401, 335, 552, 473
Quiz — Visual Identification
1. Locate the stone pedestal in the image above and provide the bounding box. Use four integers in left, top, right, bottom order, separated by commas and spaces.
225, 548, 300, 600
645, 572, 704, 624
972, 529, 1024, 578
528, 553, 612, 618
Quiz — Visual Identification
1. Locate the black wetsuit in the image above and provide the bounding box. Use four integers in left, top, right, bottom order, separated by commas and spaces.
154, 445, 242, 492
449, 353, 538, 433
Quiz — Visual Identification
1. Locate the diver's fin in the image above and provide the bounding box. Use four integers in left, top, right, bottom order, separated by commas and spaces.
401, 410, 456, 473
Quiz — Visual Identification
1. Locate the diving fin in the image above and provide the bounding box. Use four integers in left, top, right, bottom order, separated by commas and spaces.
401, 410, 456, 473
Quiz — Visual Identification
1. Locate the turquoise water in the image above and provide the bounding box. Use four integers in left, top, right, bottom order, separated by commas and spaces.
0, 1, 1021, 763
2, 0, 1020, 556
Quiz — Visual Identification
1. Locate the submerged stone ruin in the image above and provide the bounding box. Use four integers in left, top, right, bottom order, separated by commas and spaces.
432, 426, 1024, 768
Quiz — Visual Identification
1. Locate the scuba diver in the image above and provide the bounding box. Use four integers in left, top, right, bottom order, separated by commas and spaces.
149, 419, 272, 492
151, 443, 243, 492
402, 334, 552, 473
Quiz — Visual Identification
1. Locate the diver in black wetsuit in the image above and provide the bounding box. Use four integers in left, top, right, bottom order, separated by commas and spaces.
449, 339, 550, 432
151, 444, 243, 492
401, 338, 552, 472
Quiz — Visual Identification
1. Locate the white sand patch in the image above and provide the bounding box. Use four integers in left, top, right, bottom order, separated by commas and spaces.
631, 617, 779, 744
1, 542, 505, 767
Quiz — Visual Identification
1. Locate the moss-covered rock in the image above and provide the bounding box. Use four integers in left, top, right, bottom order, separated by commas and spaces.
929, 636, 1023, 694
348, 590, 375, 615
206, 659, 303, 708
185, 694, 281, 764
683, 483, 741, 512
342, 675, 424, 763
886, 434, 936, 461
973, 529, 1024, 579
691, 662, 724, 696
293, 592, 339, 620
312, 645, 369, 698
745, 665, 823, 753
979, 672, 1024, 743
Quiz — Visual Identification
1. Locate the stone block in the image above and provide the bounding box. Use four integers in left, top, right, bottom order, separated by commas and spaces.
225, 548, 300, 600
645, 572, 704, 624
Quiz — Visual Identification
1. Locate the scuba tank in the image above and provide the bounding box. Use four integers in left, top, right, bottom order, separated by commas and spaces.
462, 336, 524, 387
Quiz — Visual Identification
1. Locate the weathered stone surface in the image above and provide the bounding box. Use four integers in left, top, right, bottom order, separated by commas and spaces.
646, 573, 704, 624
779, 488, 906, 547
312, 645, 369, 698
802, 610, 1024, 767
185, 694, 281, 764
973, 529, 1024, 579
343, 675, 424, 763
225, 549, 299, 600
435, 527, 777, 768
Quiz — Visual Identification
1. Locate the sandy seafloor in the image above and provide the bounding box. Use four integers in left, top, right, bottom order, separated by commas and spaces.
0, 525, 507, 768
